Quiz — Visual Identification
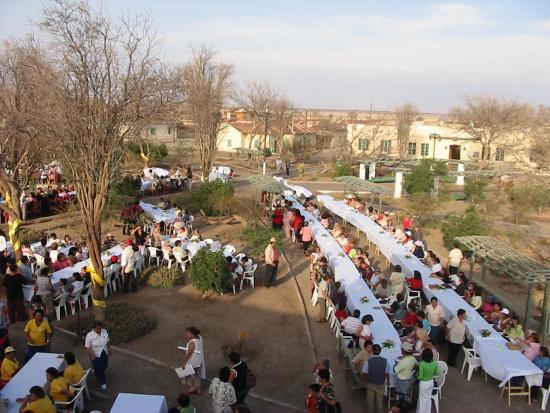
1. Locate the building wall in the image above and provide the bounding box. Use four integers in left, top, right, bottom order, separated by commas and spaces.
145, 122, 177, 143
217, 124, 245, 152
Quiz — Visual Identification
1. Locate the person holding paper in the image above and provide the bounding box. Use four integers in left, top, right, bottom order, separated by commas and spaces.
184, 326, 205, 394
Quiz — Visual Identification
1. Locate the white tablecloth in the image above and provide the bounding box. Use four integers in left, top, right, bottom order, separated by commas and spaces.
274, 176, 313, 198
143, 167, 170, 178
318, 194, 543, 387
140, 179, 152, 192
139, 201, 178, 223
290, 197, 402, 367
110, 393, 168, 413
1, 353, 65, 413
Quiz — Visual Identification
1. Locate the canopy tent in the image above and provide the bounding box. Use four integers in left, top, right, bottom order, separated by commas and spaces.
455, 235, 550, 342
247, 174, 288, 194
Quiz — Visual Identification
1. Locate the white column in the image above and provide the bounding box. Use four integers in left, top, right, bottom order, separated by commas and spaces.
359, 163, 367, 180
394, 171, 403, 199
262, 161, 266, 175
456, 163, 465, 185
369, 161, 376, 180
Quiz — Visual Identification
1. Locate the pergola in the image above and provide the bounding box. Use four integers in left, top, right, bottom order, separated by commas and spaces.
447, 170, 512, 177
455, 235, 550, 341
334, 175, 392, 205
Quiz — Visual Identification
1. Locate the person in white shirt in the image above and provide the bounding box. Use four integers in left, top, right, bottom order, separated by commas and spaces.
448, 243, 464, 275
85, 320, 110, 390
430, 257, 442, 274
120, 240, 136, 293
49, 243, 60, 263
46, 233, 60, 248
446, 309, 467, 367
426, 297, 445, 344
0, 229, 7, 274
341, 310, 362, 335
389, 265, 405, 295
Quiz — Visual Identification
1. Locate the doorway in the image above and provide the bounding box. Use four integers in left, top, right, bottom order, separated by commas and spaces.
449, 145, 461, 160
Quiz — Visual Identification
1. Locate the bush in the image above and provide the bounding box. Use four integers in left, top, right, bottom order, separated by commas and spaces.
332, 160, 353, 178
263, 148, 272, 158
141, 266, 184, 288
193, 180, 235, 216
464, 177, 488, 204
19, 228, 45, 245
404, 159, 447, 194
189, 248, 233, 295
441, 207, 487, 249
127, 142, 168, 163
113, 175, 141, 197
78, 303, 156, 345
241, 225, 282, 259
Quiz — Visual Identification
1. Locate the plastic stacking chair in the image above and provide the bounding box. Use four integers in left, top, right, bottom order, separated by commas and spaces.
240, 264, 257, 289
461, 347, 483, 382
54, 292, 69, 321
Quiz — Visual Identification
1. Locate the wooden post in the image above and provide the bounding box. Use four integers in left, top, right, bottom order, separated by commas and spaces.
542, 283, 549, 346
524, 283, 533, 329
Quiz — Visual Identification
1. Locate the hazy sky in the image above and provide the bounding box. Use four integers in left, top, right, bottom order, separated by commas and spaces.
1, 0, 550, 112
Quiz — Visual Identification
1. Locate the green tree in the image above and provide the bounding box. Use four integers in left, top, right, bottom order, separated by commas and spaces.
408, 192, 438, 226
192, 180, 235, 216
508, 185, 535, 225
404, 159, 447, 194
332, 160, 353, 178
441, 207, 487, 249
532, 184, 550, 215
241, 226, 282, 259
464, 177, 488, 205
190, 249, 233, 296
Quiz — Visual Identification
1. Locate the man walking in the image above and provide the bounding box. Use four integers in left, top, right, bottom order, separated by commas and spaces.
275, 157, 282, 175
264, 237, 280, 288
446, 309, 467, 367
426, 297, 445, 344
317, 275, 329, 322
120, 239, 137, 293
285, 159, 291, 176
362, 344, 390, 413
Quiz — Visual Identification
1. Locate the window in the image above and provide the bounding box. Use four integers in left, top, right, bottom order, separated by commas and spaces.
227, 139, 232, 148
495, 147, 505, 161
358, 138, 369, 151
420, 143, 429, 156
382, 139, 392, 153
168, 127, 172, 135
149, 127, 156, 135
408, 142, 417, 155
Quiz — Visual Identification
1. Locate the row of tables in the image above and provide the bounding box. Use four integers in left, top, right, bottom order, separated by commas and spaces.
289, 197, 403, 367
317, 194, 543, 388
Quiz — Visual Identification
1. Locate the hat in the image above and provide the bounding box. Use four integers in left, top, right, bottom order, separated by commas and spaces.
4, 346, 15, 354
502, 308, 510, 315
126, 239, 134, 245
270, 237, 277, 243
107, 233, 113, 238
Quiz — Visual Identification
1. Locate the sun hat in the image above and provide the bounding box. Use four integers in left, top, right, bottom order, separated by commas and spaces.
502, 308, 510, 315
4, 346, 15, 354
269, 237, 277, 243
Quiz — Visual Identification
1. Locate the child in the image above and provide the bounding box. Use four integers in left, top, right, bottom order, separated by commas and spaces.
305, 383, 321, 413
176, 393, 194, 413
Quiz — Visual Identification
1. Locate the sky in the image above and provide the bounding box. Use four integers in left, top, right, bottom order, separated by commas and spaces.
1, 0, 550, 112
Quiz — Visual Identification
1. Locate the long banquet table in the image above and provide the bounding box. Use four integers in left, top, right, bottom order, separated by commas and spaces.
139, 201, 178, 224
318, 194, 543, 387
289, 197, 402, 367
1, 353, 65, 413
110, 393, 168, 413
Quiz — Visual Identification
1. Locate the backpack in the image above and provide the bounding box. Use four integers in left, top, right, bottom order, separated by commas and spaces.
245, 368, 257, 388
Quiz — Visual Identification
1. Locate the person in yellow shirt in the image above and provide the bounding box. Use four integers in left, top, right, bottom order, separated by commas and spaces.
46, 367, 70, 402
23, 309, 52, 359
63, 351, 85, 385
17, 385, 56, 413
0, 346, 20, 388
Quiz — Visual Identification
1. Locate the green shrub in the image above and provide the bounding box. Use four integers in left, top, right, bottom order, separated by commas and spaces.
263, 147, 272, 158
190, 248, 233, 295
142, 266, 184, 288
241, 225, 282, 259
193, 180, 235, 216
19, 228, 45, 245
79, 303, 156, 345
404, 159, 447, 194
441, 207, 487, 249
127, 142, 168, 163
332, 160, 353, 178
113, 175, 141, 197
464, 177, 488, 204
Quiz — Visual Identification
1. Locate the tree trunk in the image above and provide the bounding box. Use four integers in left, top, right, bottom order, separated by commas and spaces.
3, 186, 24, 262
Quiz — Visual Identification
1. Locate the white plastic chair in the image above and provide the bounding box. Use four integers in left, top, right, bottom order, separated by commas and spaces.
109, 263, 122, 292
185, 216, 195, 231
162, 249, 176, 269
54, 292, 69, 321
204, 238, 214, 245
431, 360, 449, 413
81, 283, 92, 310
69, 287, 83, 315
311, 283, 319, 306
460, 347, 483, 382
240, 264, 257, 289
174, 252, 190, 273
404, 283, 421, 307
134, 256, 145, 278
103, 269, 112, 298
541, 386, 550, 410
235, 253, 246, 263
379, 294, 396, 308
34, 254, 45, 272
73, 368, 92, 401
223, 244, 236, 257
147, 247, 161, 266
55, 386, 85, 412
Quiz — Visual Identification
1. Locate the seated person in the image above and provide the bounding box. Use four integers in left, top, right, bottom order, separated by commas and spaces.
240, 256, 253, 272
103, 233, 118, 249
46, 233, 60, 248
389, 265, 405, 296
335, 302, 348, 322
422, 338, 439, 360
176, 393, 195, 413
0, 346, 19, 388
17, 385, 56, 413
49, 243, 60, 263
33, 238, 48, 257
62, 351, 85, 385
375, 279, 391, 299
176, 226, 189, 239
341, 310, 362, 336
466, 285, 482, 310
189, 229, 202, 242
351, 340, 373, 373
172, 240, 187, 259
54, 278, 71, 300
52, 253, 71, 271
504, 315, 524, 342
400, 303, 418, 331
161, 240, 173, 255
405, 270, 423, 291
484, 302, 503, 323
430, 257, 443, 274
63, 234, 74, 246
46, 367, 70, 402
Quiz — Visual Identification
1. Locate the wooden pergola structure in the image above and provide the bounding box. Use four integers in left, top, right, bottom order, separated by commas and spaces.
247, 174, 287, 194
447, 170, 512, 177
334, 176, 392, 205
455, 235, 550, 342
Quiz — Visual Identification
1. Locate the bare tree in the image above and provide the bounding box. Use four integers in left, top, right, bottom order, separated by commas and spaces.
233, 81, 280, 149
528, 105, 550, 171
181, 46, 233, 175
451, 96, 533, 169
0, 38, 48, 260
270, 95, 295, 152
345, 116, 389, 160
395, 103, 418, 161
37, 0, 168, 319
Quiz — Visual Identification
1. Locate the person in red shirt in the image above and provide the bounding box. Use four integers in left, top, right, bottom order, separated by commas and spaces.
403, 214, 413, 231
300, 221, 313, 255
335, 303, 348, 322
291, 211, 303, 243
271, 206, 284, 230
406, 270, 423, 291
52, 253, 71, 271
305, 383, 320, 413
401, 303, 418, 330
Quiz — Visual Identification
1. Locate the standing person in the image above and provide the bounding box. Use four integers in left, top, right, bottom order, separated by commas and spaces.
317, 369, 338, 413
300, 221, 313, 255
264, 237, 280, 288
361, 344, 390, 413
283, 207, 293, 239
183, 326, 205, 394
2, 263, 26, 322
229, 352, 250, 404
317, 275, 329, 323
34, 268, 54, 319
131, 225, 147, 255
186, 167, 193, 190
426, 297, 445, 344
394, 346, 417, 404
417, 349, 438, 413
0, 229, 7, 274
121, 240, 137, 293
271, 205, 283, 230
285, 159, 291, 176
209, 366, 237, 413
275, 157, 282, 175
85, 320, 110, 390
447, 243, 464, 275
120, 202, 134, 235
446, 309, 467, 367
24, 309, 52, 359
